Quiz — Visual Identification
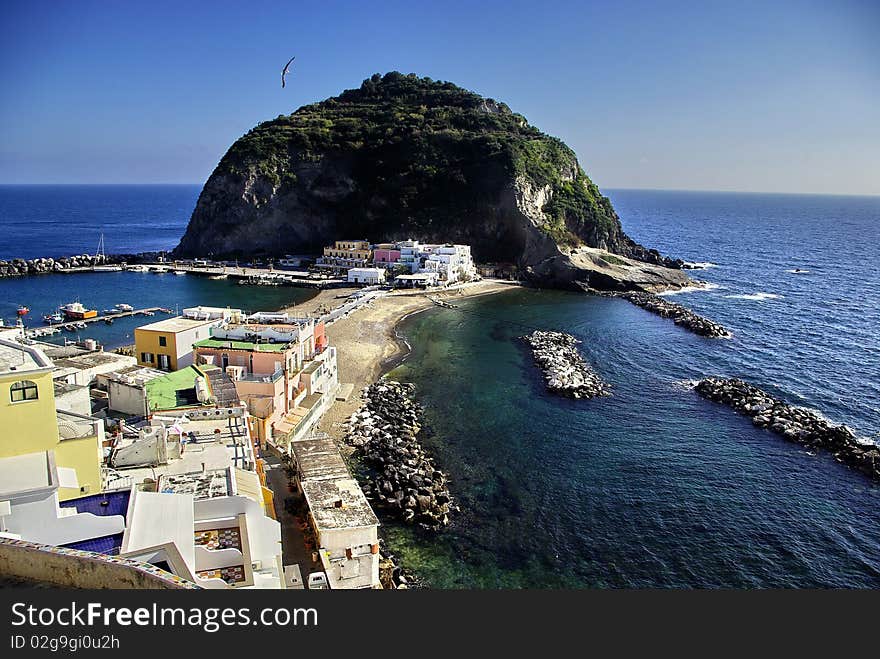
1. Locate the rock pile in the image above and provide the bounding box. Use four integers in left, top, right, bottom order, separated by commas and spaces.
345, 381, 453, 531
0, 253, 117, 278
619, 291, 729, 338
695, 377, 879, 479
522, 330, 610, 399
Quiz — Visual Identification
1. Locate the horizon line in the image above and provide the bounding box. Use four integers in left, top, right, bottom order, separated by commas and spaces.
0, 182, 878, 198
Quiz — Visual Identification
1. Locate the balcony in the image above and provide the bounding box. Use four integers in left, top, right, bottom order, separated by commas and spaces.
235, 368, 284, 384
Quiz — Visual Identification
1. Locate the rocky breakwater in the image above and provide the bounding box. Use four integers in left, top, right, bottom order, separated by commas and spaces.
618, 291, 729, 338
345, 381, 453, 531
522, 330, 610, 399
0, 253, 119, 278
695, 377, 879, 479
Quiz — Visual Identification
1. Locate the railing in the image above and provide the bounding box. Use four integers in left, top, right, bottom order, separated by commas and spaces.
57, 410, 102, 441
235, 368, 284, 384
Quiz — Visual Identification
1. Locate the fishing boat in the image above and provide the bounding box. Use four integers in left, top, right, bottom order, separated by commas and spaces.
43, 311, 63, 324
114, 303, 134, 312
60, 301, 98, 320
16, 305, 29, 316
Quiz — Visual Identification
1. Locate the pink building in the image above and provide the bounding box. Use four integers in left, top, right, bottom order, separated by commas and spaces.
373, 249, 401, 266
192, 317, 337, 448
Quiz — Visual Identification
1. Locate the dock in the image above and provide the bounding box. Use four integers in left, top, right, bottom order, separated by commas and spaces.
24, 307, 169, 338
142, 264, 348, 289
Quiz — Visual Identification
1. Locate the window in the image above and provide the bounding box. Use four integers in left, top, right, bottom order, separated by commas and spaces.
10, 380, 38, 402
158, 336, 167, 347
140, 352, 154, 363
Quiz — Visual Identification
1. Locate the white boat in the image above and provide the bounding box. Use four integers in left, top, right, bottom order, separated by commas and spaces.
114, 303, 134, 312
126, 264, 148, 272
209, 274, 228, 280
172, 270, 186, 275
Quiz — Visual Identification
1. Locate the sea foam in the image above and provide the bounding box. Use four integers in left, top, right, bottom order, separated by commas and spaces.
724, 292, 783, 301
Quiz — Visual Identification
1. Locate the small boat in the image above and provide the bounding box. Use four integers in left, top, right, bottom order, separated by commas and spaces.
17, 305, 29, 316
63, 324, 75, 331
114, 303, 134, 312
43, 312, 63, 324
104, 318, 114, 325
173, 270, 186, 275
209, 274, 228, 280
143, 311, 155, 316
74, 321, 87, 330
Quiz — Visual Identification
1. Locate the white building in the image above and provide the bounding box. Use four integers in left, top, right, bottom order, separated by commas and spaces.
302, 477, 380, 589
425, 244, 476, 284
347, 267, 386, 285
393, 240, 476, 284
0, 451, 125, 547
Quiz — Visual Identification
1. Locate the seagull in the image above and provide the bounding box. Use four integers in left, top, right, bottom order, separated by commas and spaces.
281, 56, 295, 88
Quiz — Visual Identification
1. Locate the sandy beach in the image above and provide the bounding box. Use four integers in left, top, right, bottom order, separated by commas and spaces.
280, 280, 520, 441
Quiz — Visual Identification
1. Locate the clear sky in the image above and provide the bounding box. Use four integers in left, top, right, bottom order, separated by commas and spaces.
1, 0, 877, 194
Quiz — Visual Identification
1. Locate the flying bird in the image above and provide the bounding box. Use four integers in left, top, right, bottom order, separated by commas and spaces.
281, 56, 295, 88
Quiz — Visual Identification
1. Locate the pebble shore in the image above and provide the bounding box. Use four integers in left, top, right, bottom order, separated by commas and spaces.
345, 381, 453, 531
522, 330, 610, 399
695, 377, 878, 479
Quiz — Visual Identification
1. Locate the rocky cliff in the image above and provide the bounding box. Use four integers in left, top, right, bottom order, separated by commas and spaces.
175, 72, 690, 291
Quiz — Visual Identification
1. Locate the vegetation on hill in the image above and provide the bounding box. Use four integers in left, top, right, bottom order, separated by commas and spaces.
210, 72, 618, 251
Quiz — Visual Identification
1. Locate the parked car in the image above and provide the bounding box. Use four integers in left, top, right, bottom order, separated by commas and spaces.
307, 572, 329, 590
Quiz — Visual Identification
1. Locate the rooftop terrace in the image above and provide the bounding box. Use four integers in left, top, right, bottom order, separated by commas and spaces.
193, 338, 290, 353
302, 478, 379, 532
0, 336, 52, 375
145, 365, 216, 411
291, 436, 350, 482
136, 316, 217, 333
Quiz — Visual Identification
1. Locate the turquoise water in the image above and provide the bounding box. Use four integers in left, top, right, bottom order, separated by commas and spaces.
386, 191, 880, 588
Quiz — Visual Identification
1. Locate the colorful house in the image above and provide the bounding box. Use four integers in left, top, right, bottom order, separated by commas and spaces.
0, 333, 104, 500
134, 307, 238, 372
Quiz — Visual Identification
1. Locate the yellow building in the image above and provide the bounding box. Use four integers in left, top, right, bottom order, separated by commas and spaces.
0, 333, 103, 501
318, 239, 372, 271
134, 315, 219, 372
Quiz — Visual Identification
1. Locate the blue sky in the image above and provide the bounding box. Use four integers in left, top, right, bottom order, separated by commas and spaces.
0, 0, 877, 193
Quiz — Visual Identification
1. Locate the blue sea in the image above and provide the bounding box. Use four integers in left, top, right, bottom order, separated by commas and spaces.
1, 185, 879, 587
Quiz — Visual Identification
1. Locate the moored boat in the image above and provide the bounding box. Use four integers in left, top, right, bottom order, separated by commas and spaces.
16, 305, 29, 316
114, 303, 134, 312
60, 301, 98, 320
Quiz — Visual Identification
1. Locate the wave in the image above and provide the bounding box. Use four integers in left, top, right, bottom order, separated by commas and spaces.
683, 261, 719, 269
657, 282, 721, 296
724, 292, 783, 301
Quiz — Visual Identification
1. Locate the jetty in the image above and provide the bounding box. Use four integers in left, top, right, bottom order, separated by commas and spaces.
24, 307, 169, 338
695, 377, 879, 480
522, 330, 610, 399
345, 381, 452, 531
427, 296, 458, 309
617, 291, 729, 338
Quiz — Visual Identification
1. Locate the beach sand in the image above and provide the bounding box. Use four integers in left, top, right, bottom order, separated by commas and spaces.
280, 280, 519, 441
